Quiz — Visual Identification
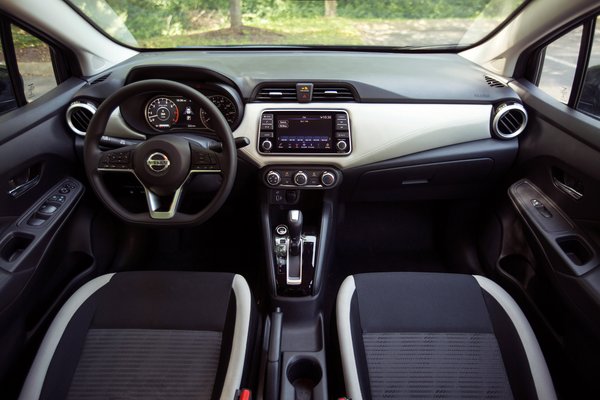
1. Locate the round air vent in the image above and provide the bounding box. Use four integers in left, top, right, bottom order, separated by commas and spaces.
66, 100, 97, 136
492, 102, 528, 139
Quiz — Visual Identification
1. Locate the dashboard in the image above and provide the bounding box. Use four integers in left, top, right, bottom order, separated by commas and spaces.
66, 52, 526, 199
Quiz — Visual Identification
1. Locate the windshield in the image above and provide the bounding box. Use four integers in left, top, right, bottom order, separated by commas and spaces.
67, 0, 525, 49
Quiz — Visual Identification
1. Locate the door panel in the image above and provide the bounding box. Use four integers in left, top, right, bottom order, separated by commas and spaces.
497, 79, 600, 396
0, 78, 90, 395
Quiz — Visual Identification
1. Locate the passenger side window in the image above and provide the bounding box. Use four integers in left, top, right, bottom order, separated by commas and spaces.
0, 46, 18, 115
578, 17, 600, 119
535, 17, 600, 121
538, 26, 582, 104
11, 25, 57, 103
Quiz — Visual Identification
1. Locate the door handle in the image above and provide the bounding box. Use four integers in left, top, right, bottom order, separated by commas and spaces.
8, 165, 41, 198
552, 167, 583, 200
553, 179, 583, 200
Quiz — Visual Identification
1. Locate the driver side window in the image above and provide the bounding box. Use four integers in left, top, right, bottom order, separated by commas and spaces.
0, 46, 17, 115
11, 25, 57, 103
578, 17, 600, 118
0, 20, 59, 116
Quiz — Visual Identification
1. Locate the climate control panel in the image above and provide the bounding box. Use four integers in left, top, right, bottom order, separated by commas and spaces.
262, 166, 342, 189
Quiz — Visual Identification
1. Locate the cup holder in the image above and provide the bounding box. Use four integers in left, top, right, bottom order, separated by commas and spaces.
0, 233, 34, 263
286, 357, 323, 399
557, 236, 592, 266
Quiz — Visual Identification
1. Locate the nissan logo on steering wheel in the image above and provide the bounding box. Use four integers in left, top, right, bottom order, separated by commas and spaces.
146, 152, 171, 173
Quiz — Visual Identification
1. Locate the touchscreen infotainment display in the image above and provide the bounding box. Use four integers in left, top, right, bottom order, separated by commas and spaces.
275, 114, 333, 151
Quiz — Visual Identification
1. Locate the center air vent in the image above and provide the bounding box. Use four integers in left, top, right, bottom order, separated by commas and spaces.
66, 100, 97, 136
255, 86, 297, 101
492, 103, 528, 140
254, 83, 357, 102
313, 86, 356, 101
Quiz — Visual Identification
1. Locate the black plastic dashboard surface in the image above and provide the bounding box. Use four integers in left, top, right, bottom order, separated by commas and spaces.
74, 52, 520, 104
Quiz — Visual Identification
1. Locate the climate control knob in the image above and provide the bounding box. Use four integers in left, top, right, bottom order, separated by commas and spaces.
321, 171, 336, 187
336, 140, 348, 151
266, 170, 281, 186
293, 171, 308, 186
261, 139, 273, 152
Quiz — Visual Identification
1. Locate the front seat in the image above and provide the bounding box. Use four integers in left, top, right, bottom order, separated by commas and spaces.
19, 271, 256, 400
336, 272, 556, 400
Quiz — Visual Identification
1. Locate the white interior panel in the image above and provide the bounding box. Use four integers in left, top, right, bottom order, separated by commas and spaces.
235, 103, 492, 168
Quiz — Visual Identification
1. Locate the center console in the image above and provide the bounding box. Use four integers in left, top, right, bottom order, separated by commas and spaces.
259, 109, 350, 400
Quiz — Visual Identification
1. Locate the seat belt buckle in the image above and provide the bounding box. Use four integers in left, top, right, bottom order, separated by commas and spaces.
235, 389, 252, 400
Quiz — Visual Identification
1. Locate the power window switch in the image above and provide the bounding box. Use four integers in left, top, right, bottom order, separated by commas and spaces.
531, 199, 552, 218
39, 203, 58, 214
28, 217, 46, 226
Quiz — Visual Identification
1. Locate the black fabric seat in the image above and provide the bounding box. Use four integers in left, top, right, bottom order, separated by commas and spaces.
19, 271, 257, 400
336, 272, 556, 400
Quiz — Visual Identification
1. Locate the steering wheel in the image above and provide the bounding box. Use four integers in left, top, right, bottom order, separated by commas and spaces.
84, 79, 237, 226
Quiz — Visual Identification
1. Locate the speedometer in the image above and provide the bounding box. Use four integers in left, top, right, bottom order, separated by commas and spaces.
200, 95, 238, 129
145, 97, 179, 130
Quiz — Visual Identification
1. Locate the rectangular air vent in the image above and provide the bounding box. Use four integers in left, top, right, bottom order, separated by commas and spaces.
484, 75, 505, 88
90, 73, 110, 85
312, 86, 356, 101
255, 87, 297, 101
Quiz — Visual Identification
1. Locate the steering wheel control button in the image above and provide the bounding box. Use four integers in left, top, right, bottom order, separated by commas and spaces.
293, 171, 308, 186
191, 150, 218, 170
266, 170, 282, 186
275, 225, 288, 236
100, 151, 131, 169
58, 187, 70, 194
321, 171, 336, 187
146, 152, 171, 173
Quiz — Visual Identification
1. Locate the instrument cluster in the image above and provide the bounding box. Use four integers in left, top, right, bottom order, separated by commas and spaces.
145, 94, 238, 131
119, 82, 243, 135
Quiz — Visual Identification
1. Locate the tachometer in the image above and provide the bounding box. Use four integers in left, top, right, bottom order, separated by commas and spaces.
200, 95, 238, 129
145, 97, 179, 130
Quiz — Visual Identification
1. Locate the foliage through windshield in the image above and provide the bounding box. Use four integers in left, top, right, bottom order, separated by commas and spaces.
68, 0, 525, 49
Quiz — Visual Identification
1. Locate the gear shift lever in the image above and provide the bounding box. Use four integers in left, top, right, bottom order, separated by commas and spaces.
288, 210, 303, 255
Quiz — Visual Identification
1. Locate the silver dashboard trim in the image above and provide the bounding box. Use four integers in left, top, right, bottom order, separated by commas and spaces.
106, 108, 147, 140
